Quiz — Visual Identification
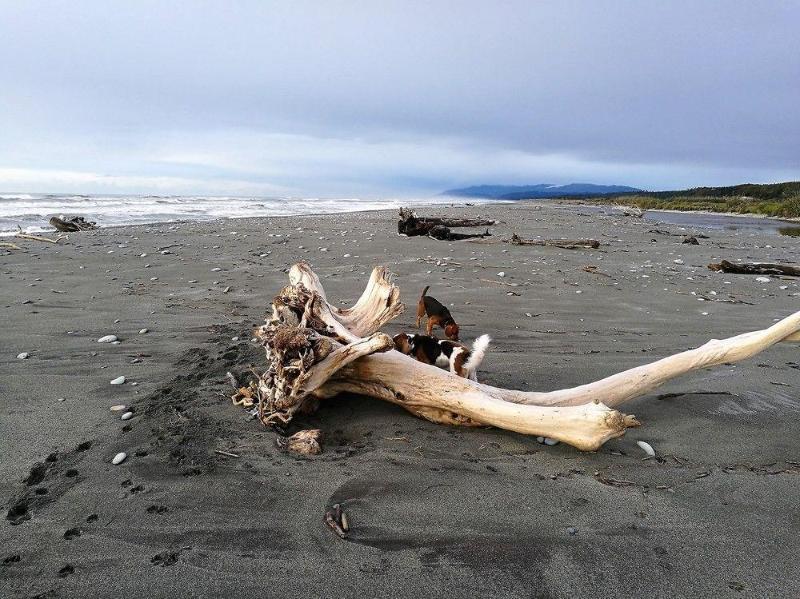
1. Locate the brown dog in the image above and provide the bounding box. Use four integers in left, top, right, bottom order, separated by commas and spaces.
416, 286, 459, 340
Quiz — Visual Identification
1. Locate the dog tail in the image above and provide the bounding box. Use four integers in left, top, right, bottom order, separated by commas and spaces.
463, 334, 491, 380
421, 285, 430, 298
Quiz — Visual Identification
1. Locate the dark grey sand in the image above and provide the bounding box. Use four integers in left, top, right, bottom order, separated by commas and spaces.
1, 202, 799, 598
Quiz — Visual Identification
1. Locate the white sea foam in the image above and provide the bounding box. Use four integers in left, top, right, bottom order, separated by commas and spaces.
0, 193, 477, 235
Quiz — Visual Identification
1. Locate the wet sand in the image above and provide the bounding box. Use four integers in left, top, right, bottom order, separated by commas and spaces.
1, 202, 799, 597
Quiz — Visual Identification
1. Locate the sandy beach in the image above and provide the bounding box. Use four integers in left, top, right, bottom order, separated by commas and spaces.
2, 201, 799, 597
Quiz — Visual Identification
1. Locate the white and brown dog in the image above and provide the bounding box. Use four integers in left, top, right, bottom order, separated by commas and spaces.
392, 332, 490, 380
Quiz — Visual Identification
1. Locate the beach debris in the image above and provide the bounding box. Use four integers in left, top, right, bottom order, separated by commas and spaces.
708, 260, 800, 277
507, 233, 600, 249
97, 335, 118, 343
214, 449, 240, 458
16, 352, 30, 359
323, 503, 349, 539
239, 261, 800, 451
111, 452, 127, 465
398, 207, 495, 240
231, 380, 258, 408
49, 216, 96, 232
682, 236, 699, 245
636, 440, 656, 457
110, 376, 126, 385
755, 277, 771, 283
120, 411, 134, 421
276, 429, 323, 455
0, 241, 22, 250
616, 206, 644, 218
110, 404, 127, 412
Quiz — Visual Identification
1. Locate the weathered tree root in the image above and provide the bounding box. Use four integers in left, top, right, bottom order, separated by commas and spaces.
709, 260, 800, 277
250, 262, 800, 451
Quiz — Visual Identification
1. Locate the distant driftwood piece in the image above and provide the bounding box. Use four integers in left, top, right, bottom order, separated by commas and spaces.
243, 261, 800, 451
708, 260, 800, 277
49, 216, 97, 232
508, 233, 600, 249
398, 207, 496, 238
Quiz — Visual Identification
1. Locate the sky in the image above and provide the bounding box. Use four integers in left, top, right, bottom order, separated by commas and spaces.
0, 1, 798, 197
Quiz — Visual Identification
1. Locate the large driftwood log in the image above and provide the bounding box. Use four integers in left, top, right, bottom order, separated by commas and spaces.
250, 262, 800, 451
508, 233, 600, 249
708, 260, 800, 277
398, 207, 496, 237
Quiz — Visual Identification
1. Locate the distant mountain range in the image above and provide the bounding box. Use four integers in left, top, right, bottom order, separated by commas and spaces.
442, 183, 642, 200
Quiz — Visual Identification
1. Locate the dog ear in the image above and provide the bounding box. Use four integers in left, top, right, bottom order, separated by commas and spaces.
393, 333, 411, 354
445, 323, 459, 341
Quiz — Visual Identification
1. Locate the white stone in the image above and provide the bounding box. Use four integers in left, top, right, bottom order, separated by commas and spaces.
17, 352, 29, 359
97, 335, 118, 343
110, 376, 126, 385
110, 404, 127, 412
112, 452, 127, 465
497, 272, 505, 277
637, 440, 656, 457
139, 328, 148, 334
755, 277, 770, 283
120, 411, 134, 421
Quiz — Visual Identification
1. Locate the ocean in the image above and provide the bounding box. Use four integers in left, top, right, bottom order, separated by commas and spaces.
0, 193, 464, 235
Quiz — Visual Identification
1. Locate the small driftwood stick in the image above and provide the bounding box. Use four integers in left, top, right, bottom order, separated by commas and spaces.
708, 260, 800, 277
15, 232, 62, 244
0, 242, 22, 250
508, 233, 600, 249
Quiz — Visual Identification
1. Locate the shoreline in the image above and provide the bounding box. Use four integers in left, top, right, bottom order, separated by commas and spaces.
0, 198, 498, 237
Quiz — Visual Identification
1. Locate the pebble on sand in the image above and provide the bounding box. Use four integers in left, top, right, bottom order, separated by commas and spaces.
110, 376, 126, 385
112, 452, 127, 465
120, 411, 134, 421
17, 352, 30, 359
110, 404, 127, 412
139, 328, 149, 334
97, 335, 118, 343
